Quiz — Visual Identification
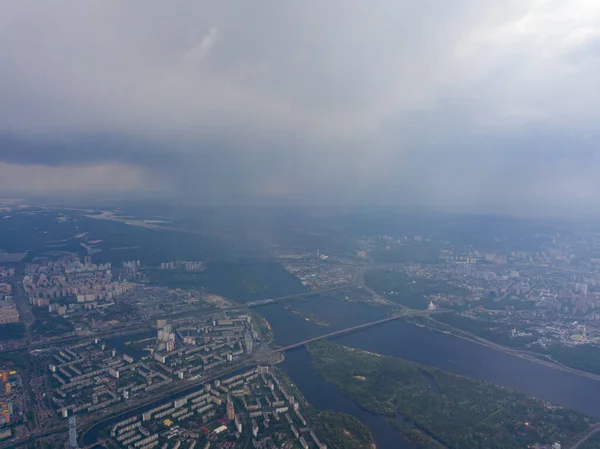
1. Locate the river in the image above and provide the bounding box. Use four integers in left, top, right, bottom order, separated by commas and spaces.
86, 263, 600, 449
255, 293, 600, 449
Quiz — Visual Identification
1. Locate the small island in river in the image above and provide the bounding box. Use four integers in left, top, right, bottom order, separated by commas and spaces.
308, 341, 597, 449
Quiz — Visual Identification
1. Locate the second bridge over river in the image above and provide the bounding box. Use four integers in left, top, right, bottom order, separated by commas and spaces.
272, 309, 443, 353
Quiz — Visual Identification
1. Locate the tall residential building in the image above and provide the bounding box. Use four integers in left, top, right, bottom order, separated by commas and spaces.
166, 338, 175, 352
68, 415, 77, 449
227, 400, 235, 421
244, 334, 253, 354
0, 301, 19, 324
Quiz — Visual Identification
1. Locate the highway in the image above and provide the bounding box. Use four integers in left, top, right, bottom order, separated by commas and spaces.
571, 423, 600, 449
0, 324, 155, 355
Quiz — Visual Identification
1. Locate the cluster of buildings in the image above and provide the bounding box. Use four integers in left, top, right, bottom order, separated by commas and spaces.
0, 282, 18, 324
49, 339, 171, 417
0, 268, 15, 278
0, 368, 25, 442
277, 251, 357, 289
122, 260, 145, 280
0, 369, 18, 425
110, 380, 227, 449
156, 320, 176, 353
225, 366, 328, 449
0, 282, 11, 302
46, 311, 263, 422
23, 256, 134, 307
152, 313, 257, 381
159, 261, 204, 271
358, 230, 600, 350
118, 287, 217, 321
106, 366, 328, 449
123, 261, 141, 271
0, 370, 17, 395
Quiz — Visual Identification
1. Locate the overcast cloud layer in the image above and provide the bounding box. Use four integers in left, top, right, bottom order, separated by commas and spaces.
1, 1, 600, 215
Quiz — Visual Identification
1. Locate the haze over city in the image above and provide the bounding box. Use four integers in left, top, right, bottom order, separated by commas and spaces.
1, 1, 600, 215
5, 3, 600, 449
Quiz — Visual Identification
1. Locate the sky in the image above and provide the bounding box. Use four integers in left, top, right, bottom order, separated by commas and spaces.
1, 1, 600, 216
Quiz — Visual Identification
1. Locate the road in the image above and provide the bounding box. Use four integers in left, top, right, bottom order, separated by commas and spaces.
0, 281, 362, 446
0, 359, 257, 449
355, 264, 600, 384
424, 316, 600, 383
246, 284, 354, 307
75, 309, 439, 447
354, 264, 396, 306
0, 423, 68, 449
77, 360, 257, 447
0, 285, 355, 356
9, 281, 38, 433
11, 282, 34, 345
274, 309, 438, 352
0, 324, 155, 355
9, 256, 600, 449
570, 423, 600, 449
25, 306, 431, 448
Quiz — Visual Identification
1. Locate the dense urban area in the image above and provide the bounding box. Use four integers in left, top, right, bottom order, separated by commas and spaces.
3, 0, 600, 447
2, 201, 600, 449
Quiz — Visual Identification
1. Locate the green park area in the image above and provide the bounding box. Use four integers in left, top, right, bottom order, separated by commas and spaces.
545, 344, 600, 377
0, 323, 26, 341
31, 306, 75, 338
308, 341, 594, 449
0, 350, 29, 370
274, 368, 374, 449
313, 411, 374, 449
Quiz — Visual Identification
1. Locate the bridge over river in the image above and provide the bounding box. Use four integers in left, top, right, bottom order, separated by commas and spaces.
246, 284, 354, 308
274, 309, 442, 352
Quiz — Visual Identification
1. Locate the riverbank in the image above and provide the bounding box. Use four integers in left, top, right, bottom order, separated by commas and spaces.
280, 346, 414, 449
257, 291, 600, 446
404, 315, 600, 383
81, 362, 374, 449
308, 341, 596, 449
275, 366, 375, 449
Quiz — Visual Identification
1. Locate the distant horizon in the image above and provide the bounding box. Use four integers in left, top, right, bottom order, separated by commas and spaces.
4, 195, 600, 223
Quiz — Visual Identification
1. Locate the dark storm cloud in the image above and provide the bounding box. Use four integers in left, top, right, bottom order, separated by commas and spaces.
0, 134, 175, 168
1, 0, 599, 214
